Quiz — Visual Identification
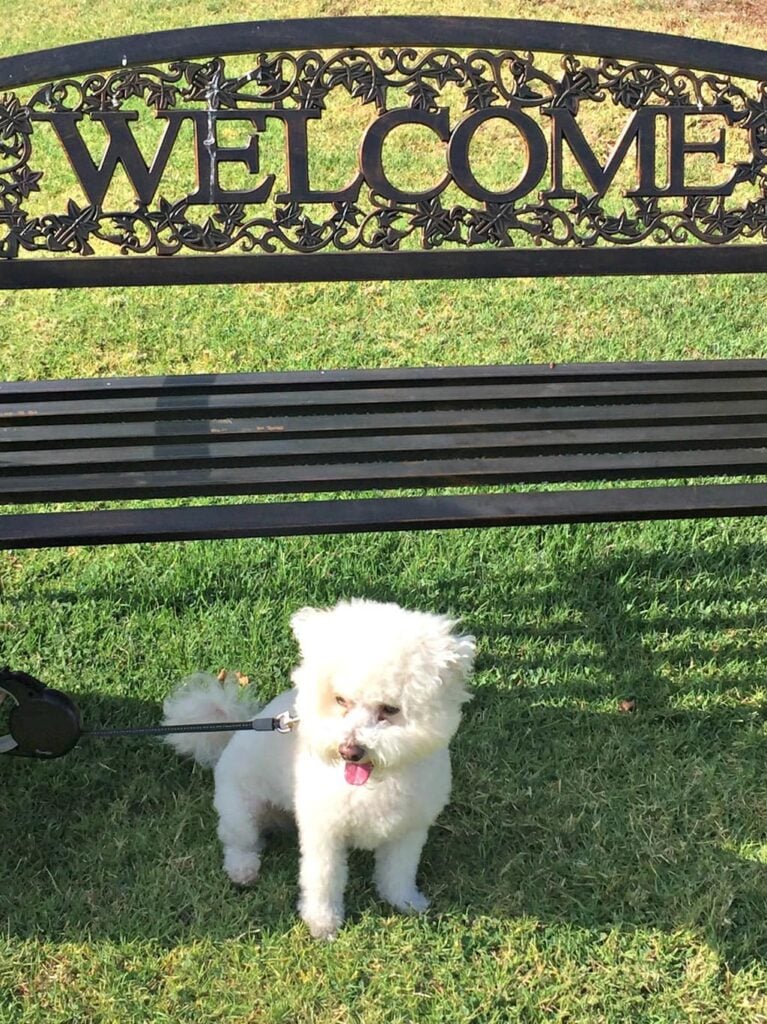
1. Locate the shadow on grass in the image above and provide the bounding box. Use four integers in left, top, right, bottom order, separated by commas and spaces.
0, 693, 302, 944
441, 694, 767, 971
2, 539, 767, 968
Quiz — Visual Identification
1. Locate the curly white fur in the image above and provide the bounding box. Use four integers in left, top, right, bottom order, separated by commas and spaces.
162, 599, 475, 940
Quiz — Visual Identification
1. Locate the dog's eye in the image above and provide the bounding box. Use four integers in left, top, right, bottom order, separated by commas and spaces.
380, 705, 400, 718
335, 696, 348, 708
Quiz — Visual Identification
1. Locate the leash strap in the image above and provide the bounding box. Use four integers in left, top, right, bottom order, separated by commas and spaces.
84, 714, 296, 739
0, 666, 297, 759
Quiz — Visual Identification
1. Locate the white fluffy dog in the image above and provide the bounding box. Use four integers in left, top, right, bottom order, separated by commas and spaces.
162, 599, 475, 939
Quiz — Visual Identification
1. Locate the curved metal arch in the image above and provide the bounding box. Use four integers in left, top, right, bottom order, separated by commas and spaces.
0, 16, 766, 90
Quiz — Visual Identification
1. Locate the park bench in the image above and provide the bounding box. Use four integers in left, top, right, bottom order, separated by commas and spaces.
2, 15, 767, 552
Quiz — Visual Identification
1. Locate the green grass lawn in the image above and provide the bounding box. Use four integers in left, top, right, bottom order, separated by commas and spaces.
4, 1, 767, 1021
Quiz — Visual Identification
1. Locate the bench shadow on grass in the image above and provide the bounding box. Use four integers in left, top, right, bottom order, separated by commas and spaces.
434, 538, 767, 972
0, 694, 303, 944
3, 540, 767, 968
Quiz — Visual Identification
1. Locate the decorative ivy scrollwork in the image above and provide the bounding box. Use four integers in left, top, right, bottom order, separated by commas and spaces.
0, 46, 765, 259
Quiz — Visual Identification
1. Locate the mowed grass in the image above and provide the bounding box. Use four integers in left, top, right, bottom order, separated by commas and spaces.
3, 0, 767, 1021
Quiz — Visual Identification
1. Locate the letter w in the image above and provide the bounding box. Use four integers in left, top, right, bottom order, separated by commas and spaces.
33, 111, 184, 206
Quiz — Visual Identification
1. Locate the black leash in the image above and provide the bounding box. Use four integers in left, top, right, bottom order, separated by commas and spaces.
0, 667, 297, 760
86, 720, 277, 739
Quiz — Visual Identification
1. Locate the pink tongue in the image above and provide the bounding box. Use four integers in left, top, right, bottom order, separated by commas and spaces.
344, 761, 373, 786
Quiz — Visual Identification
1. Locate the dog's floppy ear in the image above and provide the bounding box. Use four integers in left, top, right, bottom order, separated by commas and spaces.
441, 628, 476, 701
290, 606, 325, 659
449, 631, 476, 680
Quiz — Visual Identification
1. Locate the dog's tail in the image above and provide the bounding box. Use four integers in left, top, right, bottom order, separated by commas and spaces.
162, 672, 261, 768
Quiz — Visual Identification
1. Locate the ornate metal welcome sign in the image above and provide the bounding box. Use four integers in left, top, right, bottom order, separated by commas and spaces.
1, 17, 767, 286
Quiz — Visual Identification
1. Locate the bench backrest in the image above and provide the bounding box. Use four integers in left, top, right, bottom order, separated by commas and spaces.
1, 16, 766, 288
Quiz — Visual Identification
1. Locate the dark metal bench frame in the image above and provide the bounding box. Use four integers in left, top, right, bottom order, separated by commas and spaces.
2, 16, 767, 549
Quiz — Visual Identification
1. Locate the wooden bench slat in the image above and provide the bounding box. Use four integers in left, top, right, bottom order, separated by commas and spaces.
4, 447, 767, 504
5, 422, 767, 476
0, 403, 758, 451
3, 482, 767, 550
2, 359, 765, 401
4, 399, 767, 453
2, 376, 766, 425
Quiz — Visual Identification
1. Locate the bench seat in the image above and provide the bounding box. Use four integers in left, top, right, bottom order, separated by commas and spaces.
2, 358, 767, 549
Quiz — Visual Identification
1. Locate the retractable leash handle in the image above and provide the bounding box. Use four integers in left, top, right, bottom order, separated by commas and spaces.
0, 667, 83, 758
0, 667, 299, 759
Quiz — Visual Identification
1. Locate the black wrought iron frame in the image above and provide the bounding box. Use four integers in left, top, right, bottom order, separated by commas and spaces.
1, 16, 767, 288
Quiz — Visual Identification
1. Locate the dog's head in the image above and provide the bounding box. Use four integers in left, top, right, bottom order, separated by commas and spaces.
290, 599, 475, 786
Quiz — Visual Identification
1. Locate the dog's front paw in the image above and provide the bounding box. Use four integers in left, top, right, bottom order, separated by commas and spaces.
380, 887, 431, 914
224, 848, 261, 887
299, 901, 343, 941
402, 890, 431, 914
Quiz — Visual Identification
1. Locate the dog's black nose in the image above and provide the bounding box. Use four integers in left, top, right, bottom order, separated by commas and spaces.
338, 743, 366, 762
